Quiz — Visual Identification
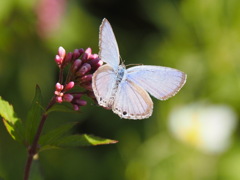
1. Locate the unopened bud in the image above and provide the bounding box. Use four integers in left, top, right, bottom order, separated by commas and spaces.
65, 81, 75, 91
78, 48, 84, 55
74, 93, 83, 99
85, 48, 92, 55
58, 46, 66, 59
89, 54, 98, 59
76, 63, 91, 76
55, 55, 63, 66
73, 49, 80, 59
73, 99, 87, 106
73, 104, 80, 111
88, 59, 103, 70
55, 83, 64, 91
56, 96, 63, 103
80, 74, 92, 83
65, 52, 73, 63
72, 59, 82, 72
81, 53, 89, 62
63, 94, 74, 102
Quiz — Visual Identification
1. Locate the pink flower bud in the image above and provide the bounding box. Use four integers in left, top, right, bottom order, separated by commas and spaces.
76, 63, 91, 76
65, 81, 75, 91
73, 49, 80, 59
85, 48, 92, 55
55, 82, 64, 91
73, 99, 87, 106
63, 94, 74, 102
73, 93, 83, 99
55, 55, 63, 65
73, 104, 80, 111
56, 96, 63, 103
80, 74, 92, 83
54, 91, 60, 96
58, 46, 66, 59
78, 48, 84, 55
89, 54, 98, 60
65, 52, 73, 63
81, 53, 89, 62
72, 59, 82, 72
88, 59, 103, 70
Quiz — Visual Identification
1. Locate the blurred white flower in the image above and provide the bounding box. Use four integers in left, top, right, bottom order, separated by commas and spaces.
169, 103, 237, 154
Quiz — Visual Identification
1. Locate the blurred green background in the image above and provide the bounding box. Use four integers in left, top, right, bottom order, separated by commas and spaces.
0, 0, 240, 179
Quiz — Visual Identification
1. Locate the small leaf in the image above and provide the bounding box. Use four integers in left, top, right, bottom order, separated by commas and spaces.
54, 134, 118, 147
39, 123, 118, 151
25, 85, 43, 145
0, 97, 24, 143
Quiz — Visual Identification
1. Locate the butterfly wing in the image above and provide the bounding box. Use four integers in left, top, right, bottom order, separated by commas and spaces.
92, 64, 117, 109
127, 65, 186, 100
99, 18, 120, 69
113, 79, 153, 120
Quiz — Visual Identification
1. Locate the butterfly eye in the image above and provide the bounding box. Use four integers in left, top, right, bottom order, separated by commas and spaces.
123, 111, 127, 115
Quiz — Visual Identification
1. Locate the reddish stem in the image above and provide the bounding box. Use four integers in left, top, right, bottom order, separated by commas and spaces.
24, 97, 56, 180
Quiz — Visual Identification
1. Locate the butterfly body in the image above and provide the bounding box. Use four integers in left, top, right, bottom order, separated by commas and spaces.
98, 64, 127, 109
92, 18, 187, 119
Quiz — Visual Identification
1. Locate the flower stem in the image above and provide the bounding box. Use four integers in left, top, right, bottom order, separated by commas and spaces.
24, 97, 56, 180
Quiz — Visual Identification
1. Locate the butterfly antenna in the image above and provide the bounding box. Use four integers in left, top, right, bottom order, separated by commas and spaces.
120, 56, 124, 63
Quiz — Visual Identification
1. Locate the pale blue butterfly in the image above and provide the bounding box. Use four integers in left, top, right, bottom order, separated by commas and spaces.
92, 18, 187, 119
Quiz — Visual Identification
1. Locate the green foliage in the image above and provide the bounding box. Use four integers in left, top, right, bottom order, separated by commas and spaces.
39, 123, 117, 151
24, 85, 43, 145
46, 103, 78, 114
0, 96, 24, 144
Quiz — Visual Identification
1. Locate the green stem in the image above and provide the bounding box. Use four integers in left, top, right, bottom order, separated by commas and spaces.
24, 97, 56, 180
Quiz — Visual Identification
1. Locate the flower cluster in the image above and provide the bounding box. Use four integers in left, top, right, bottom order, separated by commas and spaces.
54, 46, 102, 111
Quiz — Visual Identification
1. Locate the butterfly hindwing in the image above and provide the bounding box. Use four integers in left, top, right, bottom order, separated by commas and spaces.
113, 79, 153, 119
127, 65, 186, 100
92, 64, 118, 109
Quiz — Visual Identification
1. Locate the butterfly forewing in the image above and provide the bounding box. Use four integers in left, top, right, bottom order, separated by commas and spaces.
127, 65, 186, 100
92, 64, 118, 108
99, 18, 120, 70
113, 79, 153, 119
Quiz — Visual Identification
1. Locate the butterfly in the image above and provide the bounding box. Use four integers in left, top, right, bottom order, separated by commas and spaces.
92, 18, 187, 119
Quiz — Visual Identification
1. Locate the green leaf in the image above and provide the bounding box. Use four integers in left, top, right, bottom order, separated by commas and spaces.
39, 123, 75, 146
45, 103, 78, 114
54, 134, 118, 147
0, 97, 24, 143
39, 123, 118, 151
24, 85, 43, 145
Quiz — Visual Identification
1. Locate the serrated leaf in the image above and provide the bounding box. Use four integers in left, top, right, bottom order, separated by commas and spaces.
0, 97, 24, 143
25, 85, 43, 145
45, 103, 78, 114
